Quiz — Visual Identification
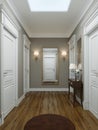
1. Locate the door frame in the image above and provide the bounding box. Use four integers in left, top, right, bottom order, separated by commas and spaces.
83, 7, 98, 114
88, 29, 98, 118
23, 35, 31, 94
0, 10, 19, 124
42, 48, 59, 84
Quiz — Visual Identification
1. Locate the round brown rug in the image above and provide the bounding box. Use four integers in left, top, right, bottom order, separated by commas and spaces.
24, 114, 75, 130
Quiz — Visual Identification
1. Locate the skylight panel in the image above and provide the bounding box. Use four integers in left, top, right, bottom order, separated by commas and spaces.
27, 0, 71, 12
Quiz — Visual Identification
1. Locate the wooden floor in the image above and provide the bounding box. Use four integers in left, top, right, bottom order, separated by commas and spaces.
0, 92, 98, 130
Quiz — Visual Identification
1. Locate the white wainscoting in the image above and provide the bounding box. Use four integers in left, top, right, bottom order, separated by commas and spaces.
16, 94, 25, 107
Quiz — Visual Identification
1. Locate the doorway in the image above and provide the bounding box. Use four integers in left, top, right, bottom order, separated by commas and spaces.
2, 29, 17, 118
83, 9, 98, 118
88, 30, 98, 118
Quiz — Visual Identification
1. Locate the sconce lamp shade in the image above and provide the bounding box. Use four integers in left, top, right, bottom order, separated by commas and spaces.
33, 51, 39, 60
34, 51, 39, 57
61, 51, 67, 57
78, 63, 82, 70
69, 64, 76, 69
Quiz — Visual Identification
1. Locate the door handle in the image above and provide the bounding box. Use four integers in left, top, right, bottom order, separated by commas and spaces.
4, 72, 8, 74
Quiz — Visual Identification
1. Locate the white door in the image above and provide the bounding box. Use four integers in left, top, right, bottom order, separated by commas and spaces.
89, 30, 98, 118
2, 29, 16, 117
43, 55, 56, 81
24, 47, 29, 93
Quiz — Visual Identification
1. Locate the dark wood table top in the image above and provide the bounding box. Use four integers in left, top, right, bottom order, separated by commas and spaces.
24, 114, 75, 130
68, 79, 83, 88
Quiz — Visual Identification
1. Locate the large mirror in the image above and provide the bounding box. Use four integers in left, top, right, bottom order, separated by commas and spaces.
42, 48, 58, 84
76, 38, 82, 80
69, 35, 76, 79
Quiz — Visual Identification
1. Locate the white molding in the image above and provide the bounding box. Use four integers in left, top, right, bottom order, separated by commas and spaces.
29, 33, 69, 38
0, 94, 25, 126
69, 34, 76, 46
29, 88, 68, 92
5, 0, 29, 34
81, 0, 98, 28
23, 35, 31, 49
6, 0, 95, 38
23, 35, 25, 95
23, 35, 31, 95
0, 114, 4, 126
83, 5, 98, 117
16, 94, 25, 107
0, 8, 19, 122
0, 4, 21, 32
0, 118, 2, 126
84, 8, 98, 35
83, 35, 89, 110
2, 13, 18, 37
0, 22, 5, 126
83, 101, 89, 110
71, 0, 94, 35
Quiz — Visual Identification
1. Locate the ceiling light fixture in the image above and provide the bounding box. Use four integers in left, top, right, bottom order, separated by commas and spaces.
27, 0, 71, 12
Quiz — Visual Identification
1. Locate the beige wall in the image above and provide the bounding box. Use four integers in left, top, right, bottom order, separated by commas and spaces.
18, 30, 24, 97
30, 38, 69, 88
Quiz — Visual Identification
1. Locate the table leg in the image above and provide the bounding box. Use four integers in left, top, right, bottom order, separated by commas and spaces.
68, 84, 70, 99
73, 87, 76, 106
80, 87, 83, 106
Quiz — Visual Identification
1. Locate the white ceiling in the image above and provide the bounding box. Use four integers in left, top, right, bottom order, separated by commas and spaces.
7, 0, 93, 38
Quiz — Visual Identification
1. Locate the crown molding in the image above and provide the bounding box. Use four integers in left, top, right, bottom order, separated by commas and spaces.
6, 0, 30, 35
70, 0, 94, 36
5, 0, 95, 38
29, 33, 69, 38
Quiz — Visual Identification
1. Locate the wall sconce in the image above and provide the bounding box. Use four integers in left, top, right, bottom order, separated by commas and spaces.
61, 51, 67, 59
33, 50, 39, 60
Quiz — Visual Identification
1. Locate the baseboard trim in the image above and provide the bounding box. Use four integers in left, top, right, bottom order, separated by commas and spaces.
0, 117, 2, 126
16, 94, 25, 106
29, 88, 68, 92
0, 94, 25, 126
0, 113, 4, 126
0, 118, 3, 126
83, 101, 89, 110
76, 96, 81, 104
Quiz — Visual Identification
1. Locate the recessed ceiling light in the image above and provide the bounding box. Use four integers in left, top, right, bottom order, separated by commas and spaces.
27, 0, 71, 12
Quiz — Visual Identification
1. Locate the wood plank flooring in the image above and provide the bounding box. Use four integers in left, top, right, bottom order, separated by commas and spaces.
0, 92, 98, 130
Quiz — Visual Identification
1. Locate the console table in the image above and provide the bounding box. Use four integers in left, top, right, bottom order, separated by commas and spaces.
68, 79, 83, 106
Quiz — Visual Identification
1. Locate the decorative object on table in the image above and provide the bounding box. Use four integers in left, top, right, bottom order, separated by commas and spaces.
69, 63, 77, 79
75, 63, 82, 81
